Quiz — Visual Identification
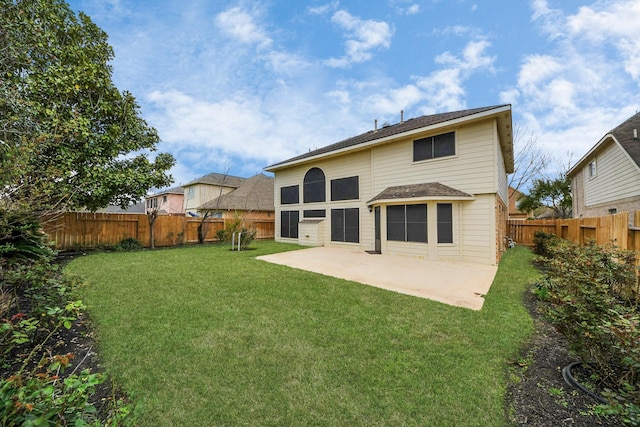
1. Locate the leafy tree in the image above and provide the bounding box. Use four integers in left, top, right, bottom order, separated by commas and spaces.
0, 0, 174, 213
518, 174, 572, 219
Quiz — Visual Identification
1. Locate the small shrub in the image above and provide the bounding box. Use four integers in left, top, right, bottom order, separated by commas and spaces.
217, 213, 256, 250
532, 230, 556, 257
115, 237, 143, 251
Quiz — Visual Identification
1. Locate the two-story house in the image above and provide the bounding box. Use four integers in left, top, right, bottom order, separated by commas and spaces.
198, 173, 274, 220
264, 105, 513, 266
145, 186, 185, 215
568, 112, 640, 220
182, 172, 244, 217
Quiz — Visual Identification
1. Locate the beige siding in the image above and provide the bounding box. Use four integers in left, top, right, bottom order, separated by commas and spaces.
183, 184, 234, 212
371, 121, 498, 195
460, 195, 494, 265
584, 142, 640, 207
273, 151, 373, 247
496, 126, 508, 204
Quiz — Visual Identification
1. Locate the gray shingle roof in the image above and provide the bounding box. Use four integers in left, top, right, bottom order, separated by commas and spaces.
367, 182, 473, 205
198, 174, 274, 212
183, 172, 244, 188
266, 105, 511, 170
611, 112, 640, 169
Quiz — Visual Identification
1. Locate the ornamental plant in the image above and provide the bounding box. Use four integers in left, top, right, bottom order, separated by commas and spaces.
535, 239, 640, 424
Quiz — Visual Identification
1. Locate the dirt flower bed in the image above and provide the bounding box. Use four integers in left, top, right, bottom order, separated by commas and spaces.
507, 290, 621, 426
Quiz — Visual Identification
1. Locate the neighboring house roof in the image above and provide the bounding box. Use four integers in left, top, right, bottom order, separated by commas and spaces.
568, 111, 640, 176
367, 182, 473, 205
150, 186, 184, 196
96, 203, 146, 214
183, 172, 244, 188
265, 105, 513, 173
197, 174, 274, 212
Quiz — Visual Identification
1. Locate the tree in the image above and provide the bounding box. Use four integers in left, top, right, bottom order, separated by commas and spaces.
0, 0, 174, 214
508, 125, 551, 199
517, 174, 572, 219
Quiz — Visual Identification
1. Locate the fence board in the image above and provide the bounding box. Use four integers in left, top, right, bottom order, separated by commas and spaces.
508, 210, 638, 251
43, 213, 274, 250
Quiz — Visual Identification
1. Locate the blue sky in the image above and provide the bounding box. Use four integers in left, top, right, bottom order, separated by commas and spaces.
66, 0, 640, 188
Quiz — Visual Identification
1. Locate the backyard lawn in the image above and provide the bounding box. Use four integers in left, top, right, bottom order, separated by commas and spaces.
66, 242, 538, 426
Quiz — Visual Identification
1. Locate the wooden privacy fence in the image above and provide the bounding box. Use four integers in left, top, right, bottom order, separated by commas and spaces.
43, 212, 275, 250
508, 210, 640, 253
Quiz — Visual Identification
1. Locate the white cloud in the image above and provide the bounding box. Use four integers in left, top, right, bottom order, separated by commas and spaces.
308, 1, 339, 15
325, 10, 393, 67
503, 0, 640, 175
214, 7, 272, 49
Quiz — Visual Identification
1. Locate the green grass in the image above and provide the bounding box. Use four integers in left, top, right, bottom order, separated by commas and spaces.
66, 242, 539, 426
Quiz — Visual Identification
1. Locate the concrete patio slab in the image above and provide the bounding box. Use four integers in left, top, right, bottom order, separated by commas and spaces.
256, 247, 498, 310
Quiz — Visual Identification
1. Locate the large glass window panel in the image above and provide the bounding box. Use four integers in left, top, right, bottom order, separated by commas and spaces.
387, 205, 406, 241
281, 185, 299, 204
303, 168, 326, 203
437, 203, 453, 244
331, 176, 359, 201
406, 204, 427, 243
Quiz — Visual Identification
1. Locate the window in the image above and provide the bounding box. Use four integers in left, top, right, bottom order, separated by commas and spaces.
304, 209, 326, 218
281, 210, 299, 238
281, 185, 299, 204
162, 195, 167, 203
331, 208, 359, 243
331, 176, 359, 201
413, 131, 455, 162
437, 203, 453, 244
589, 159, 597, 177
303, 168, 326, 203
387, 204, 427, 243
609, 208, 617, 215
187, 187, 195, 198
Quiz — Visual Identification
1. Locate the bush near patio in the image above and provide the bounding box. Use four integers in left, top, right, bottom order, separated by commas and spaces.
534, 233, 640, 425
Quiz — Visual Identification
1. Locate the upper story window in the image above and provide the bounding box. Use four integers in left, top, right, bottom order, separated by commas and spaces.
303, 168, 326, 203
588, 159, 597, 178
187, 187, 195, 199
413, 131, 455, 162
281, 185, 299, 204
331, 176, 359, 201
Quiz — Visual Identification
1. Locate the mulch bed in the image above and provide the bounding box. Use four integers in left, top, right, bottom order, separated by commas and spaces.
506, 289, 621, 426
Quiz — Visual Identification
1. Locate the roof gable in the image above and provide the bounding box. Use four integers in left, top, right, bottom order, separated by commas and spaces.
198, 174, 274, 212
265, 105, 513, 172
569, 112, 640, 176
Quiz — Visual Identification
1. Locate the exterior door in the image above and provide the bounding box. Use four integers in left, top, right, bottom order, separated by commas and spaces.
374, 206, 381, 253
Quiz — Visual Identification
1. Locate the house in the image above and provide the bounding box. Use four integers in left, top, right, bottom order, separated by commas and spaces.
264, 105, 514, 266
182, 172, 244, 217
568, 112, 640, 220
508, 187, 530, 220
144, 186, 185, 215
198, 173, 274, 220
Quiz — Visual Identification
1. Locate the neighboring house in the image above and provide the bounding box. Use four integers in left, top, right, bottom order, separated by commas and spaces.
96, 203, 146, 214
198, 173, 275, 220
508, 187, 530, 220
265, 105, 514, 266
145, 186, 185, 215
568, 112, 640, 221
182, 172, 244, 217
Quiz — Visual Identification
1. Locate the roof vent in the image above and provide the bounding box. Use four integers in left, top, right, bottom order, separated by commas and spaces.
400, 110, 404, 123
634, 128, 638, 140
374, 119, 378, 132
